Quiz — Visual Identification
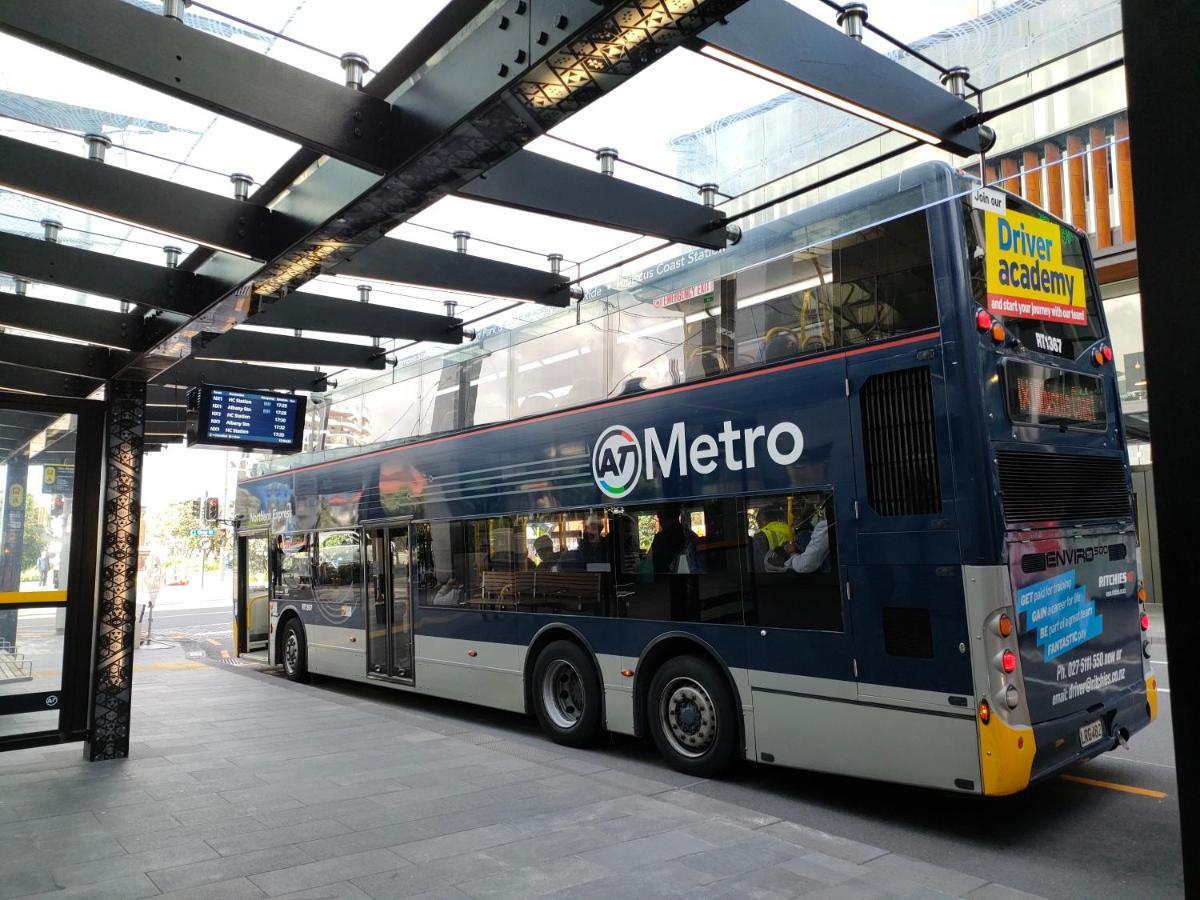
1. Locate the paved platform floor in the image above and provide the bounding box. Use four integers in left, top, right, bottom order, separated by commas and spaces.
1, 660, 1051, 900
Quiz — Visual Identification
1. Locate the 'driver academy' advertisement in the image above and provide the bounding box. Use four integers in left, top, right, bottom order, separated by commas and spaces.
1007, 531, 1142, 722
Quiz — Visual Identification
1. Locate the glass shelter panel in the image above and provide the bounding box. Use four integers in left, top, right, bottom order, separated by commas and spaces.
0, 412, 77, 741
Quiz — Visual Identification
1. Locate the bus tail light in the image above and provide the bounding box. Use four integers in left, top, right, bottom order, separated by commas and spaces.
978, 700, 991, 725
990, 323, 1006, 344
997, 613, 1013, 637
1005, 684, 1020, 709
1001, 649, 1017, 674
1092, 347, 1107, 366
1102, 345, 1114, 362
975, 309, 993, 331
1140, 612, 1150, 631
1138, 582, 1147, 603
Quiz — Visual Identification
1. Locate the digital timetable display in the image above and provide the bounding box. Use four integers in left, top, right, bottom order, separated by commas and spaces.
188, 385, 307, 452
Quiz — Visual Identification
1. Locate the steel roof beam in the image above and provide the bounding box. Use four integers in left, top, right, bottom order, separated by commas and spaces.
0, 410, 58, 431
0, 135, 311, 260
0, 361, 100, 398
458, 151, 731, 250
153, 358, 327, 393
0, 0, 410, 174
146, 385, 189, 407
330, 238, 574, 307
0, 292, 141, 349
246, 291, 463, 344
691, 0, 992, 157
191, 329, 386, 370
0, 332, 127, 379
0, 231, 229, 315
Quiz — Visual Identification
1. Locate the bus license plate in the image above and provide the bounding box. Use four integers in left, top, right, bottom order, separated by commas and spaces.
1079, 719, 1104, 748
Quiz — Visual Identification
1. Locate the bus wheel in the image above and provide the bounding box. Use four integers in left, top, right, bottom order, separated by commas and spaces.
533, 640, 602, 747
648, 655, 737, 777
280, 618, 309, 683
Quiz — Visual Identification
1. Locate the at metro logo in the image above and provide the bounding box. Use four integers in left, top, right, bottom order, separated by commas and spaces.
591, 419, 804, 499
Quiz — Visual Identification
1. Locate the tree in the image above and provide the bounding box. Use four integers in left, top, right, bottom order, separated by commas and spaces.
21, 493, 50, 575
144, 500, 204, 573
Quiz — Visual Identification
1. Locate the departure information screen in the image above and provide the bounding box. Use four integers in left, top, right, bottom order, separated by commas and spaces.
190, 385, 306, 452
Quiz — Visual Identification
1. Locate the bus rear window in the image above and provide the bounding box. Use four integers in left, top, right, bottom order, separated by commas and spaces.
967, 197, 1104, 360
1004, 361, 1106, 430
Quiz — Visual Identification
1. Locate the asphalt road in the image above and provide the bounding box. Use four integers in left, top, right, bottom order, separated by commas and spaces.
162, 604, 1184, 899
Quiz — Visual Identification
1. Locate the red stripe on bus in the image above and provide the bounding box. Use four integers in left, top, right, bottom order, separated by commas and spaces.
245, 329, 941, 481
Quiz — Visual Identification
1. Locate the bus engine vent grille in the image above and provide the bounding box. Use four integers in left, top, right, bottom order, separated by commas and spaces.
996, 451, 1130, 526
860, 366, 942, 516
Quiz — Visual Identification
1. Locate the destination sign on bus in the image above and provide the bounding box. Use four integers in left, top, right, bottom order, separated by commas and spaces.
985, 208, 1087, 325
1005, 362, 1105, 429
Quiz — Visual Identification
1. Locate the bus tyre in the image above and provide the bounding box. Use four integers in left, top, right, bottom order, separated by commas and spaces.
533, 640, 602, 747
648, 655, 738, 777
280, 618, 309, 683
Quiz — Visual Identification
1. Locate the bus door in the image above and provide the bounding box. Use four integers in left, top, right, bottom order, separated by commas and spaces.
742, 356, 862, 772
236, 531, 270, 655
845, 341, 975, 707
365, 523, 413, 682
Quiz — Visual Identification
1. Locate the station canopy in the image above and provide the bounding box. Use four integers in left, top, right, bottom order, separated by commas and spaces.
0, 0, 1124, 466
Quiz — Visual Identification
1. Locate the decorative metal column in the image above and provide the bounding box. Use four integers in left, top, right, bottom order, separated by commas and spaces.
85, 379, 146, 761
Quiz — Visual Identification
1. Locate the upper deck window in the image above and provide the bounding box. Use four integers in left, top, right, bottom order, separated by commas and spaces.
732, 210, 939, 368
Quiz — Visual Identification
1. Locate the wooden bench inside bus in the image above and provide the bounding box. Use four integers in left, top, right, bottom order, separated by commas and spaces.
479, 569, 602, 613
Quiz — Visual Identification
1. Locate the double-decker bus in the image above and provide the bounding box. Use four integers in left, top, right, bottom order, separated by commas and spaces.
233, 162, 1156, 795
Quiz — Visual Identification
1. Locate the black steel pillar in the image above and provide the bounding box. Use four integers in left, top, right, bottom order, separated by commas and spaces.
84, 380, 145, 761
0, 448, 28, 646
1122, 1, 1197, 893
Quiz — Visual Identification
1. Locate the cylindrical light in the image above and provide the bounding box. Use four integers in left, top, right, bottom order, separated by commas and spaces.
444, 300, 458, 318
596, 147, 618, 177
13, 277, 30, 296
940, 65, 970, 100
84, 132, 112, 163
547, 253, 564, 275
360, 285, 378, 347
453, 230, 470, 254
163, 245, 182, 268
41, 219, 62, 243
230, 172, 253, 201
698, 183, 719, 208
162, 0, 189, 20
340, 52, 369, 90
836, 2, 868, 40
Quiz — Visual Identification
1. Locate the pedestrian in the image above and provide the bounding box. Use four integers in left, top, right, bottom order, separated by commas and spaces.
270, 535, 284, 589
36, 550, 49, 586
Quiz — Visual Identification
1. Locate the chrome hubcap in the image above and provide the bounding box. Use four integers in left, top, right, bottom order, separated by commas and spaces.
661, 677, 717, 758
284, 631, 299, 673
542, 659, 584, 729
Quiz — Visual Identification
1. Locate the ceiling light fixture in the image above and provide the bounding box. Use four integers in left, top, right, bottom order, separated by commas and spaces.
698, 44, 943, 146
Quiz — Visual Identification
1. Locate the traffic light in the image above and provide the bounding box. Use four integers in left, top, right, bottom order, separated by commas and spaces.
192, 498, 202, 519
205, 497, 220, 522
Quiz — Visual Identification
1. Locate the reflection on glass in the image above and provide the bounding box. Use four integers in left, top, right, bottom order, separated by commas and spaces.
0, 607, 64, 739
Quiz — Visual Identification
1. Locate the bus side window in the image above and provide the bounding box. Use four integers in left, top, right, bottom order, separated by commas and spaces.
743, 492, 842, 632
611, 499, 743, 625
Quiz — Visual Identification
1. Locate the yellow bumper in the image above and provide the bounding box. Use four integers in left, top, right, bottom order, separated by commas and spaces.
1146, 673, 1159, 722
979, 714, 1037, 796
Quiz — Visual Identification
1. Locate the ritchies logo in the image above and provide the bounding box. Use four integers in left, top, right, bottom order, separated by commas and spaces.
592, 420, 804, 499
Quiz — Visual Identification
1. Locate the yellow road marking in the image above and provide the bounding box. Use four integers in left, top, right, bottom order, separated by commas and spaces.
1059, 774, 1167, 798
133, 661, 206, 672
